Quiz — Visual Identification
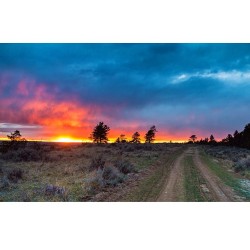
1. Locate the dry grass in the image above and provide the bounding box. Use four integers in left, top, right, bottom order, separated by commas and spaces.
0, 142, 183, 201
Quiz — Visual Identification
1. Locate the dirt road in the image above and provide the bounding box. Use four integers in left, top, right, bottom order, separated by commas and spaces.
157, 149, 187, 201
193, 148, 240, 201
157, 146, 242, 202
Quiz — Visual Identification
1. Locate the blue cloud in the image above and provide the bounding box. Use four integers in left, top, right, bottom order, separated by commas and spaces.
1, 43, 250, 139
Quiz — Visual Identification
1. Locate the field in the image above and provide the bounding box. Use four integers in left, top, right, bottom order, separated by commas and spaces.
1, 142, 250, 202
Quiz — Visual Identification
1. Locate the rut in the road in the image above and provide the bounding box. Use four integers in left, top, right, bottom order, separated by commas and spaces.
193, 148, 240, 202
157, 147, 241, 202
157, 149, 188, 201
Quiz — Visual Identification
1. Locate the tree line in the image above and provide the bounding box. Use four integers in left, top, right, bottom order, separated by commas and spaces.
188, 122, 250, 149
2, 122, 250, 150
89, 122, 157, 143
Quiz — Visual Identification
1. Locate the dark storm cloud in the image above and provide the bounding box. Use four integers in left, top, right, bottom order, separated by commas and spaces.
1, 43, 250, 139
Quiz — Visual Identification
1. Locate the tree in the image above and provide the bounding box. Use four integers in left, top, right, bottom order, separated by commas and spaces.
131, 131, 141, 143
189, 135, 197, 143
90, 122, 110, 143
115, 137, 121, 143
0, 130, 27, 152
115, 134, 127, 143
145, 126, 157, 143
119, 134, 127, 143
233, 130, 241, 147
209, 134, 217, 145
7, 130, 22, 141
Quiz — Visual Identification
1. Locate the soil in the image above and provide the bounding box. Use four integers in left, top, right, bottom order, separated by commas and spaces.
157, 150, 186, 201
193, 148, 242, 201
86, 146, 246, 202
157, 147, 243, 202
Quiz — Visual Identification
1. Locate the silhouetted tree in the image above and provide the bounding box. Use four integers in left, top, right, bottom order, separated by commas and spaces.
189, 135, 197, 143
233, 130, 242, 147
131, 132, 141, 143
119, 134, 127, 143
243, 123, 250, 148
7, 130, 22, 141
90, 122, 110, 143
0, 130, 27, 153
115, 137, 121, 143
145, 126, 157, 143
209, 134, 217, 145
222, 134, 234, 146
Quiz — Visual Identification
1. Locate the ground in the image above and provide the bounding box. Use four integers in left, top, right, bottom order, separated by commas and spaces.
0, 142, 250, 201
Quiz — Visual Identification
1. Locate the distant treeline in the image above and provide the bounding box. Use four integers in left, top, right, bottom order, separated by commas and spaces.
191, 123, 250, 149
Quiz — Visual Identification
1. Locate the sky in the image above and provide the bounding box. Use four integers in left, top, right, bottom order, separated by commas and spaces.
1, 43, 250, 142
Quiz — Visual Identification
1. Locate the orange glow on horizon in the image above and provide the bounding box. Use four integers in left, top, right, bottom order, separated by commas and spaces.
0, 136, 188, 143
52, 137, 89, 143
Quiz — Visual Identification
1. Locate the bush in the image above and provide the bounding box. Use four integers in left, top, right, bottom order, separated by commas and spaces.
88, 155, 105, 171
45, 184, 66, 196
1, 147, 43, 162
114, 159, 136, 174
85, 166, 125, 195
102, 166, 124, 186
1, 175, 10, 189
233, 157, 250, 173
0, 161, 5, 174
7, 168, 23, 183
85, 169, 105, 195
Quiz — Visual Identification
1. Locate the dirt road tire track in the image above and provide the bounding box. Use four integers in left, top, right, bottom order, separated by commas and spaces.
193, 148, 239, 202
157, 146, 241, 202
157, 150, 186, 201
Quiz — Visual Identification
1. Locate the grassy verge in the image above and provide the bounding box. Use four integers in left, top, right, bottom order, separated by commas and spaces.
201, 152, 250, 201
124, 148, 185, 201
183, 155, 209, 201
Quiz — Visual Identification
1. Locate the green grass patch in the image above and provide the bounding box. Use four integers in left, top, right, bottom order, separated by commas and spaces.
183, 155, 208, 201
124, 148, 184, 201
202, 152, 250, 201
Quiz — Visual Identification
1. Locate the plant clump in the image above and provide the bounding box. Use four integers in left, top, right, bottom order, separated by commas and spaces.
7, 168, 23, 183
85, 166, 125, 195
88, 155, 105, 172
114, 159, 136, 174
233, 157, 250, 173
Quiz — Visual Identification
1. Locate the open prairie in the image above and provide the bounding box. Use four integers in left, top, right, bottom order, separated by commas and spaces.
1, 142, 250, 202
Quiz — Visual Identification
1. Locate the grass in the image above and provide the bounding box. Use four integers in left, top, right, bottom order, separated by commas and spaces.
201, 151, 250, 201
0, 142, 183, 201
124, 147, 185, 201
183, 155, 209, 201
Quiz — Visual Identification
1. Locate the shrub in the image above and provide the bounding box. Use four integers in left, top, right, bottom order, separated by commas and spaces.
124, 145, 135, 152
233, 157, 250, 173
85, 169, 105, 195
88, 155, 105, 171
1, 147, 43, 162
0, 161, 5, 174
45, 184, 66, 196
7, 168, 23, 183
1, 175, 10, 189
102, 166, 124, 186
114, 159, 136, 174
85, 166, 125, 195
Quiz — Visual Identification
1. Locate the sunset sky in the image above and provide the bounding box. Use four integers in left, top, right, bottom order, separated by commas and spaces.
1, 43, 250, 142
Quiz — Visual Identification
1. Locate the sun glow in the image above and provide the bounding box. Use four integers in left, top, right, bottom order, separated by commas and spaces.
54, 137, 83, 143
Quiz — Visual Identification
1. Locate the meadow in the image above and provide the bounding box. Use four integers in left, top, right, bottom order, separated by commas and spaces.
0, 142, 182, 201
1, 142, 250, 202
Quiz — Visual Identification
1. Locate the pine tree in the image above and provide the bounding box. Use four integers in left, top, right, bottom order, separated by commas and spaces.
145, 126, 157, 143
90, 122, 110, 143
131, 132, 141, 143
